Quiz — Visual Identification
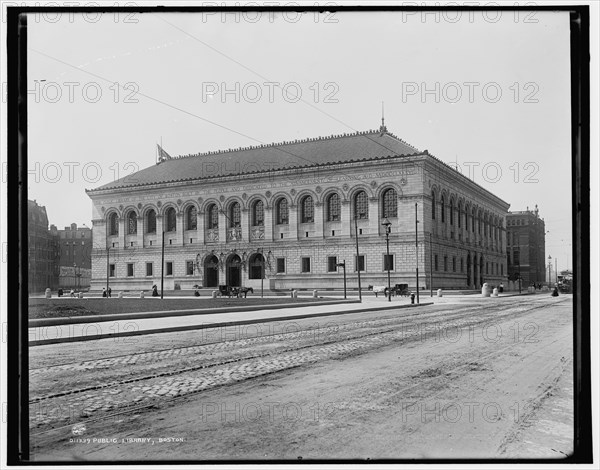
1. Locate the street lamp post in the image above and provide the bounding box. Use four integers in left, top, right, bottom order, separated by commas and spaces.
547, 255, 552, 286
336, 261, 347, 299
106, 247, 110, 295
354, 214, 362, 301
381, 218, 392, 302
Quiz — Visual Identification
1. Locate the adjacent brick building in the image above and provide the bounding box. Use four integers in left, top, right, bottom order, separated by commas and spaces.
28, 200, 59, 293
506, 206, 546, 286
50, 223, 93, 289
86, 126, 510, 292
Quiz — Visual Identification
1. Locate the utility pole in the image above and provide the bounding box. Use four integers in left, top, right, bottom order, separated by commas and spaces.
161, 231, 165, 299
415, 203, 420, 304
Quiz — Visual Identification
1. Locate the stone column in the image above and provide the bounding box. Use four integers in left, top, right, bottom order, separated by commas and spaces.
218, 211, 227, 244
156, 215, 163, 246
197, 212, 205, 245
176, 213, 184, 246
241, 208, 249, 242
368, 197, 379, 236
341, 200, 351, 238
314, 202, 324, 238
289, 204, 298, 240
264, 206, 274, 241
136, 216, 143, 248
118, 217, 125, 249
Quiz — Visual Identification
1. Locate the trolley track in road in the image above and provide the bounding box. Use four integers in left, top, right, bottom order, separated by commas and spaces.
29, 297, 568, 436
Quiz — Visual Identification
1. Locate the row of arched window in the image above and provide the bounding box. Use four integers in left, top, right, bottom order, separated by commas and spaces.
431, 191, 503, 242
107, 188, 399, 236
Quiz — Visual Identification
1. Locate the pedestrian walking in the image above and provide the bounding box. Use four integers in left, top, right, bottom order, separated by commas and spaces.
499, 283, 504, 293
102, 287, 107, 297
152, 284, 159, 297
107, 287, 112, 298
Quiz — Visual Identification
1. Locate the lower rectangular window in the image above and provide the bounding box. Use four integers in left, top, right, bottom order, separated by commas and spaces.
383, 254, 394, 271
301, 257, 311, 273
109, 264, 115, 277
127, 263, 134, 277
355, 255, 365, 272
327, 256, 337, 272
166, 262, 173, 276
186, 261, 194, 275
276, 258, 285, 273
146, 262, 153, 276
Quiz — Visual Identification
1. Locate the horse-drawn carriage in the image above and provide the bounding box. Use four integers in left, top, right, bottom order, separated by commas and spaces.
367, 283, 410, 297
218, 285, 254, 298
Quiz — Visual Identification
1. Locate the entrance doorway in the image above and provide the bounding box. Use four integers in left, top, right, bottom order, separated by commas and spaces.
204, 255, 219, 287
226, 254, 242, 287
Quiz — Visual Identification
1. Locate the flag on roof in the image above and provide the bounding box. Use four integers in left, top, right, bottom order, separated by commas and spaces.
156, 144, 172, 164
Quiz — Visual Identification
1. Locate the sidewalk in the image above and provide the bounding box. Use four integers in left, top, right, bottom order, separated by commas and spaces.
28, 291, 558, 346
28, 296, 432, 346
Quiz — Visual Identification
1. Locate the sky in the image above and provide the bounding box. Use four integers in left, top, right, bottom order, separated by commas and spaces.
25, 8, 574, 270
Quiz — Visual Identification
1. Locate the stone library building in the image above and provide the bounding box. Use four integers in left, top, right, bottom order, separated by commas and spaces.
87, 125, 510, 292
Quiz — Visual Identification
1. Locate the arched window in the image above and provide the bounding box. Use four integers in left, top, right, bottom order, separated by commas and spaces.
108, 212, 118, 236
458, 202, 462, 228
248, 253, 265, 280
450, 199, 454, 225
165, 207, 177, 232
431, 191, 436, 219
229, 202, 241, 227
252, 200, 264, 226
382, 188, 398, 218
301, 196, 314, 223
127, 211, 137, 234
478, 211, 482, 234
327, 193, 340, 222
207, 204, 219, 229
355, 191, 368, 219
441, 195, 445, 223
146, 209, 156, 234
471, 208, 476, 232
276, 198, 289, 225
186, 206, 197, 230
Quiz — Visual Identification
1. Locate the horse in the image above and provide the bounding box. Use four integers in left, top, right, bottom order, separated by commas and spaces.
237, 287, 254, 298
368, 285, 389, 298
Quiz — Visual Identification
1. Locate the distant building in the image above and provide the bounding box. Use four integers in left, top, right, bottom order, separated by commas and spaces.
506, 206, 546, 286
28, 200, 59, 293
50, 223, 93, 289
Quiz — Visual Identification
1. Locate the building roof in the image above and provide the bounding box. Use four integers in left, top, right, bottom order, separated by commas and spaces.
88, 129, 421, 193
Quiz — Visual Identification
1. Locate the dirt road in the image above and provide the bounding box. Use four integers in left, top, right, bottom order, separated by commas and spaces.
30, 295, 573, 461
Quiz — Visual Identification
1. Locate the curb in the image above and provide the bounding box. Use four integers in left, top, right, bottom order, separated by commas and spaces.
29, 302, 434, 346
29, 299, 360, 327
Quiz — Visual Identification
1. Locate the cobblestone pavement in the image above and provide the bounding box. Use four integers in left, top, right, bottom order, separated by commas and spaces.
29, 297, 568, 430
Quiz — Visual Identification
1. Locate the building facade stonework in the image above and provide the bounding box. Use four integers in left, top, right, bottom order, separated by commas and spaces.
87, 129, 510, 292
